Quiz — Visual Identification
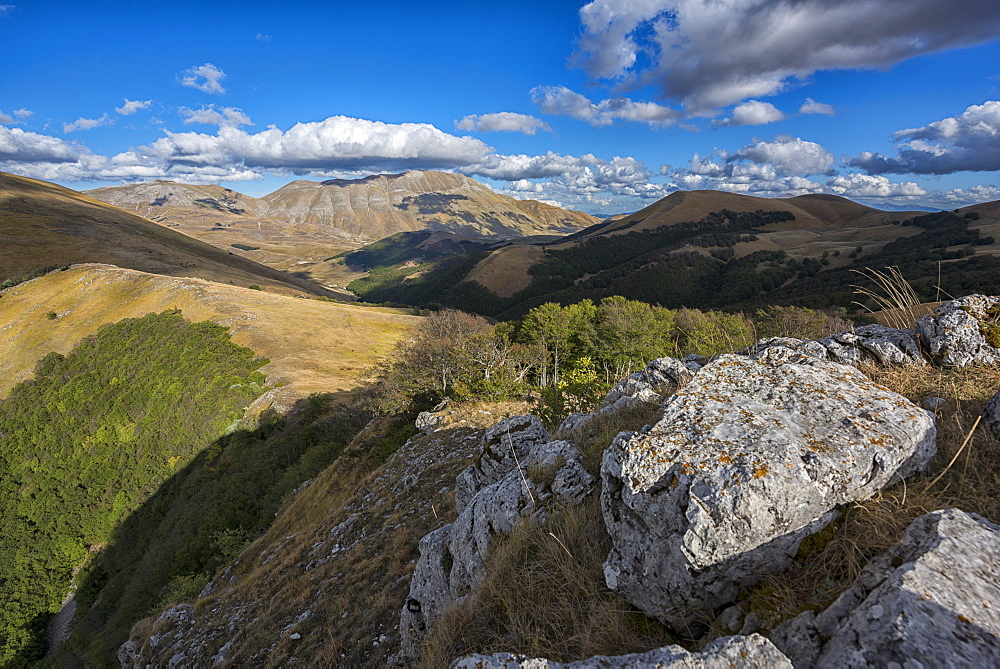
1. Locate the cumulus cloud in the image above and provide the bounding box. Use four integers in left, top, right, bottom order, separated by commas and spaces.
825, 174, 927, 198
63, 114, 110, 133
0, 125, 83, 162
181, 63, 227, 94
115, 99, 152, 115
144, 115, 490, 173
180, 105, 253, 128
531, 85, 680, 127
572, 0, 1000, 111
715, 100, 785, 127
800, 98, 835, 116
454, 112, 551, 135
851, 100, 1000, 174
731, 136, 835, 175
0, 111, 13, 124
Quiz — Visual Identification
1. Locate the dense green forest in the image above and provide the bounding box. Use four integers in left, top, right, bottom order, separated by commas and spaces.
0, 311, 266, 666
345, 209, 1000, 319
59, 394, 376, 666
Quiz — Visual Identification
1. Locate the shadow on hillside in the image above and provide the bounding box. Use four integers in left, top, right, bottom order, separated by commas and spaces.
52, 390, 373, 666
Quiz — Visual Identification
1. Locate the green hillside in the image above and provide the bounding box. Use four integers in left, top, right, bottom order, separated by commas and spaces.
0, 311, 266, 666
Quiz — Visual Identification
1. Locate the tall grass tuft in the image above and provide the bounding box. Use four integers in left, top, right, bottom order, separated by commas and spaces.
850, 266, 922, 329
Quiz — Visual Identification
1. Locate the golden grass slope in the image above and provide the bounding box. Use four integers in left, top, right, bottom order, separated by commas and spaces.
0, 264, 420, 407
0, 171, 334, 298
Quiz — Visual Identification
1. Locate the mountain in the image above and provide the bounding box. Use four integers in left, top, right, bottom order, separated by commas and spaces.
0, 171, 335, 298
86, 171, 599, 286
340, 189, 1000, 318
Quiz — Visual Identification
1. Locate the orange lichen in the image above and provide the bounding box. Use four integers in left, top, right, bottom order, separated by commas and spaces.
753, 465, 770, 479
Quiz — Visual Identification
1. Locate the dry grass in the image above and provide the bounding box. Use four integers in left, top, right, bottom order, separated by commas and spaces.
464, 246, 545, 298
851, 266, 923, 329
0, 265, 420, 407
722, 363, 1000, 635
418, 496, 674, 667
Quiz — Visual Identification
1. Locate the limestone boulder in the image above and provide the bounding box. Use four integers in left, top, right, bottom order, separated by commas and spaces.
818, 324, 924, 366
454, 415, 550, 514
451, 634, 791, 668
743, 325, 925, 367
916, 294, 1000, 366
769, 509, 1000, 667
401, 437, 594, 658
601, 351, 937, 630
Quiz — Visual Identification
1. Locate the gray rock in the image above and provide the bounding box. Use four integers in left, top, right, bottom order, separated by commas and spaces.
917, 294, 1000, 366
602, 353, 937, 631
454, 415, 550, 514
983, 390, 1000, 440
742, 337, 829, 362
769, 611, 822, 668
451, 634, 791, 668
819, 324, 925, 366
401, 438, 593, 659
602, 356, 701, 409
769, 509, 1000, 668
415, 411, 443, 434
922, 396, 947, 411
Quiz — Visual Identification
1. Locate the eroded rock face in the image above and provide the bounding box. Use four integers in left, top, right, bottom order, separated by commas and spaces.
401, 436, 594, 659
454, 415, 550, 515
917, 294, 1000, 366
451, 634, 791, 668
602, 352, 937, 630
769, 509, 1000, 668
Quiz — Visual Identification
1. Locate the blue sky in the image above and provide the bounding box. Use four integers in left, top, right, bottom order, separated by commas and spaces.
2, 0, 999, 215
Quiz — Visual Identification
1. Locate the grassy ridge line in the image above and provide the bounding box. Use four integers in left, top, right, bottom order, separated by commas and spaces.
0, 264, 421, 403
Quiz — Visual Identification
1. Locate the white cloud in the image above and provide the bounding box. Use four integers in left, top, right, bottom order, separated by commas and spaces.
0, 111, 13, 124
63, 114, 110, 133
255, 33, 271, 41
715, 100, 785, 127
851, 100, 1000, 174
0, 5, 13, 15
825, 174, 927, 199
144, 115, 490, 173
181, 63, 227, 94
460, 151, 601, 180
0, 125, 83, 162
731, 136, 835, 175
180, 105, 253, 128
531, 85, 680, 127
800, 98, 835, 116
572, 0, 1000, 111
454, 112, 551, 135
115, 99, 152, 115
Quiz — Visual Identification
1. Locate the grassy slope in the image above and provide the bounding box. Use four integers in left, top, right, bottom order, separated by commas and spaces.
0, 171, 335, 298
0, 265, 420, 406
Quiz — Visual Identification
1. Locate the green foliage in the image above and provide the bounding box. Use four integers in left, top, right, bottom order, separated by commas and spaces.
0, 310, 266, 666
60, 393, 371, 666
247, 284, 262, 290
45, 310, 57, 320
230, 243, 261, 251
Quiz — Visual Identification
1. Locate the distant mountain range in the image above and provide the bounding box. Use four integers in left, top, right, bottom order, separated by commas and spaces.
342, 189, 1000, 317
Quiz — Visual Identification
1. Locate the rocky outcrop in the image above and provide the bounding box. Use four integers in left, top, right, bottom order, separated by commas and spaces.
452, 634, 792, 668
454, 415, 551, 514
401, 424, 594, 658
917, 294, 1000, 366
601, 351, 937, 631
769, 509, 1000, 667
744, 324, 925, 367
